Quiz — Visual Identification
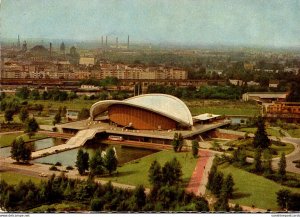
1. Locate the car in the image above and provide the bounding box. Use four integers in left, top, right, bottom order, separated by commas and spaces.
39, 173, 47, 177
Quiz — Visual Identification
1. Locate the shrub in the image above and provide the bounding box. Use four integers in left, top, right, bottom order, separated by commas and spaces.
49, 165, 59, 171
283, 180, 300, 188
66, 165, 74, 170
55, 162, 62, 166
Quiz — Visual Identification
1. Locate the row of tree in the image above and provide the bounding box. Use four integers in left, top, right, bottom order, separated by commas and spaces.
206, 158, 236, 212
10, 118, 39, 163
0, 157, 209, 212
148, 84, 242, 100
75, 147, 118, 176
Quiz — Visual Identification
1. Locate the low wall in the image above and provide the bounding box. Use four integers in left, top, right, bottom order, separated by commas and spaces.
209, 129, 244, 140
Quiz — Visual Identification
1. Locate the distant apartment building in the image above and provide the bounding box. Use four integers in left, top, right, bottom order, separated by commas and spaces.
229, 79, 243, 86
1, 60, 188, 81
269, 80, 279, 88
244, 63, 254, 71
79, 57, 95, 66
242, 92, 288, 102
263, 102, 300, 123
246, 81, 259, 86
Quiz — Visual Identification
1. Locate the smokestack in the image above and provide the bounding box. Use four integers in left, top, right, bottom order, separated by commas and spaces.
17, 35, 21, 49
116, 37, 118, 48
127, 35, 130, 49
101, 36, 103, 47
105, 36, 108, 47
49, 42, 52, 57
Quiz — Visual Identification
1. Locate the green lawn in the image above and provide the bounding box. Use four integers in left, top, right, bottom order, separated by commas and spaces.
29, 201, 88, 212
27, 99, 97, 111
189, 107, 260, 116
270, 143, 295, 157
0, 172, 42, 185
0, 133, 48, 147
226, 138, 294, 158
219, 164, 300, 210
185, 100, 260, 116
239, 127, 282, 137
287, 128, 300, 138
99, 150, 198, 188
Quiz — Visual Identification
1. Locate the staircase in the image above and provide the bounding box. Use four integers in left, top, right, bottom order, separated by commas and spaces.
65, 128, 104, 147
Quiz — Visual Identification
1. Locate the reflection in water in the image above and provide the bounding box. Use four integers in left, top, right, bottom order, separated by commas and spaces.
34, 143, 158, 166
0, 138, 65, 158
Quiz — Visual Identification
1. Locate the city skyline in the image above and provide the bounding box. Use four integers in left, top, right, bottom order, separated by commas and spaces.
1, 0, 300, 48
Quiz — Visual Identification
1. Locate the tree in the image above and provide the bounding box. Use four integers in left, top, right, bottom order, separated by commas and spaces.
16, 87, 30, 99
89, 150, 105, 176
61, 106, 67, 117
104, 147, 118, 175
238, 148, 247, 166
134, 185, 146, 209
286, 82, 300, 102
78, 108, 90, 120
195, 197, 209, 212
192, 140, 199, 158
10, 138, 32, 163
214, 196, 230, 212
4, 109, 14, 123
148, 160, 162, 188
171, 133, 183, 152
276, 189, 291, 210
30, 89, 40, 100
221, 174, 234, 199
161, 158, 182, 186
90, 198, 104, 211
253, 116, 270, 149
25, 118, 39, 138
263, 149, 273, 174
278, 152, 286, 179
253, 149, 262, 172
211, 171, 224, 196
53, 112, 61, 125
76, 149, 89, 175
19, 107, 29, 123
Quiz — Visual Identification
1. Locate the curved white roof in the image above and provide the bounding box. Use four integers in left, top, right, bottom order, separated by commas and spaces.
90, 94, 193, 126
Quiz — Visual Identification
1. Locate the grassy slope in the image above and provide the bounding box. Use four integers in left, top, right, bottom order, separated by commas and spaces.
0, 133, 48, 147
29, 202, 88, 212
219, 164, 300, 210
99, 150, 198, 188
27, 99, 97, 111
239, 127, 281, 137
287, 128, 300, 138
0, 172, 41, 185
185, 100, 260, 116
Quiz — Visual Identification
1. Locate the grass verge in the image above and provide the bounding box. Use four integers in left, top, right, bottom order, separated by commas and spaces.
29, 201, 88, 212
219, 164, 300, 210
0, 133, 48, 148
99, 150, 198, 188
0, 172, 42, 185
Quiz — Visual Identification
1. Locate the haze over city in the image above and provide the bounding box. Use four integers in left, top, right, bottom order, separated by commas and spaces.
1, 0, 300, 47
1, 0, 300, 214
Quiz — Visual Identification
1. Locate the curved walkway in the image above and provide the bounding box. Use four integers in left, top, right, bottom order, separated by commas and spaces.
186, 149, 214, 196
272, 137, 300, 174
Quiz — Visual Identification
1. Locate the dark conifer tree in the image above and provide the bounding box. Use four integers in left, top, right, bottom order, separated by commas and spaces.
253, 116, 270, 149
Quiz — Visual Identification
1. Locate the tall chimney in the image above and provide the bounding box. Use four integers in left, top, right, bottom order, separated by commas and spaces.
101, 36, 103, 47
105, 36, 108, 47
116, 37, 118, 48
127, 35, 130, 49
50, 42, 52, 57
17, 35, 21, 49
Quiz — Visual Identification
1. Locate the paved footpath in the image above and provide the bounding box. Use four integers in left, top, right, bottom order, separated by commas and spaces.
186, 149, 214, 196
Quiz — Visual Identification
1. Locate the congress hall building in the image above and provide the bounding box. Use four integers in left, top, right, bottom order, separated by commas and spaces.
57, 94, 230, 148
